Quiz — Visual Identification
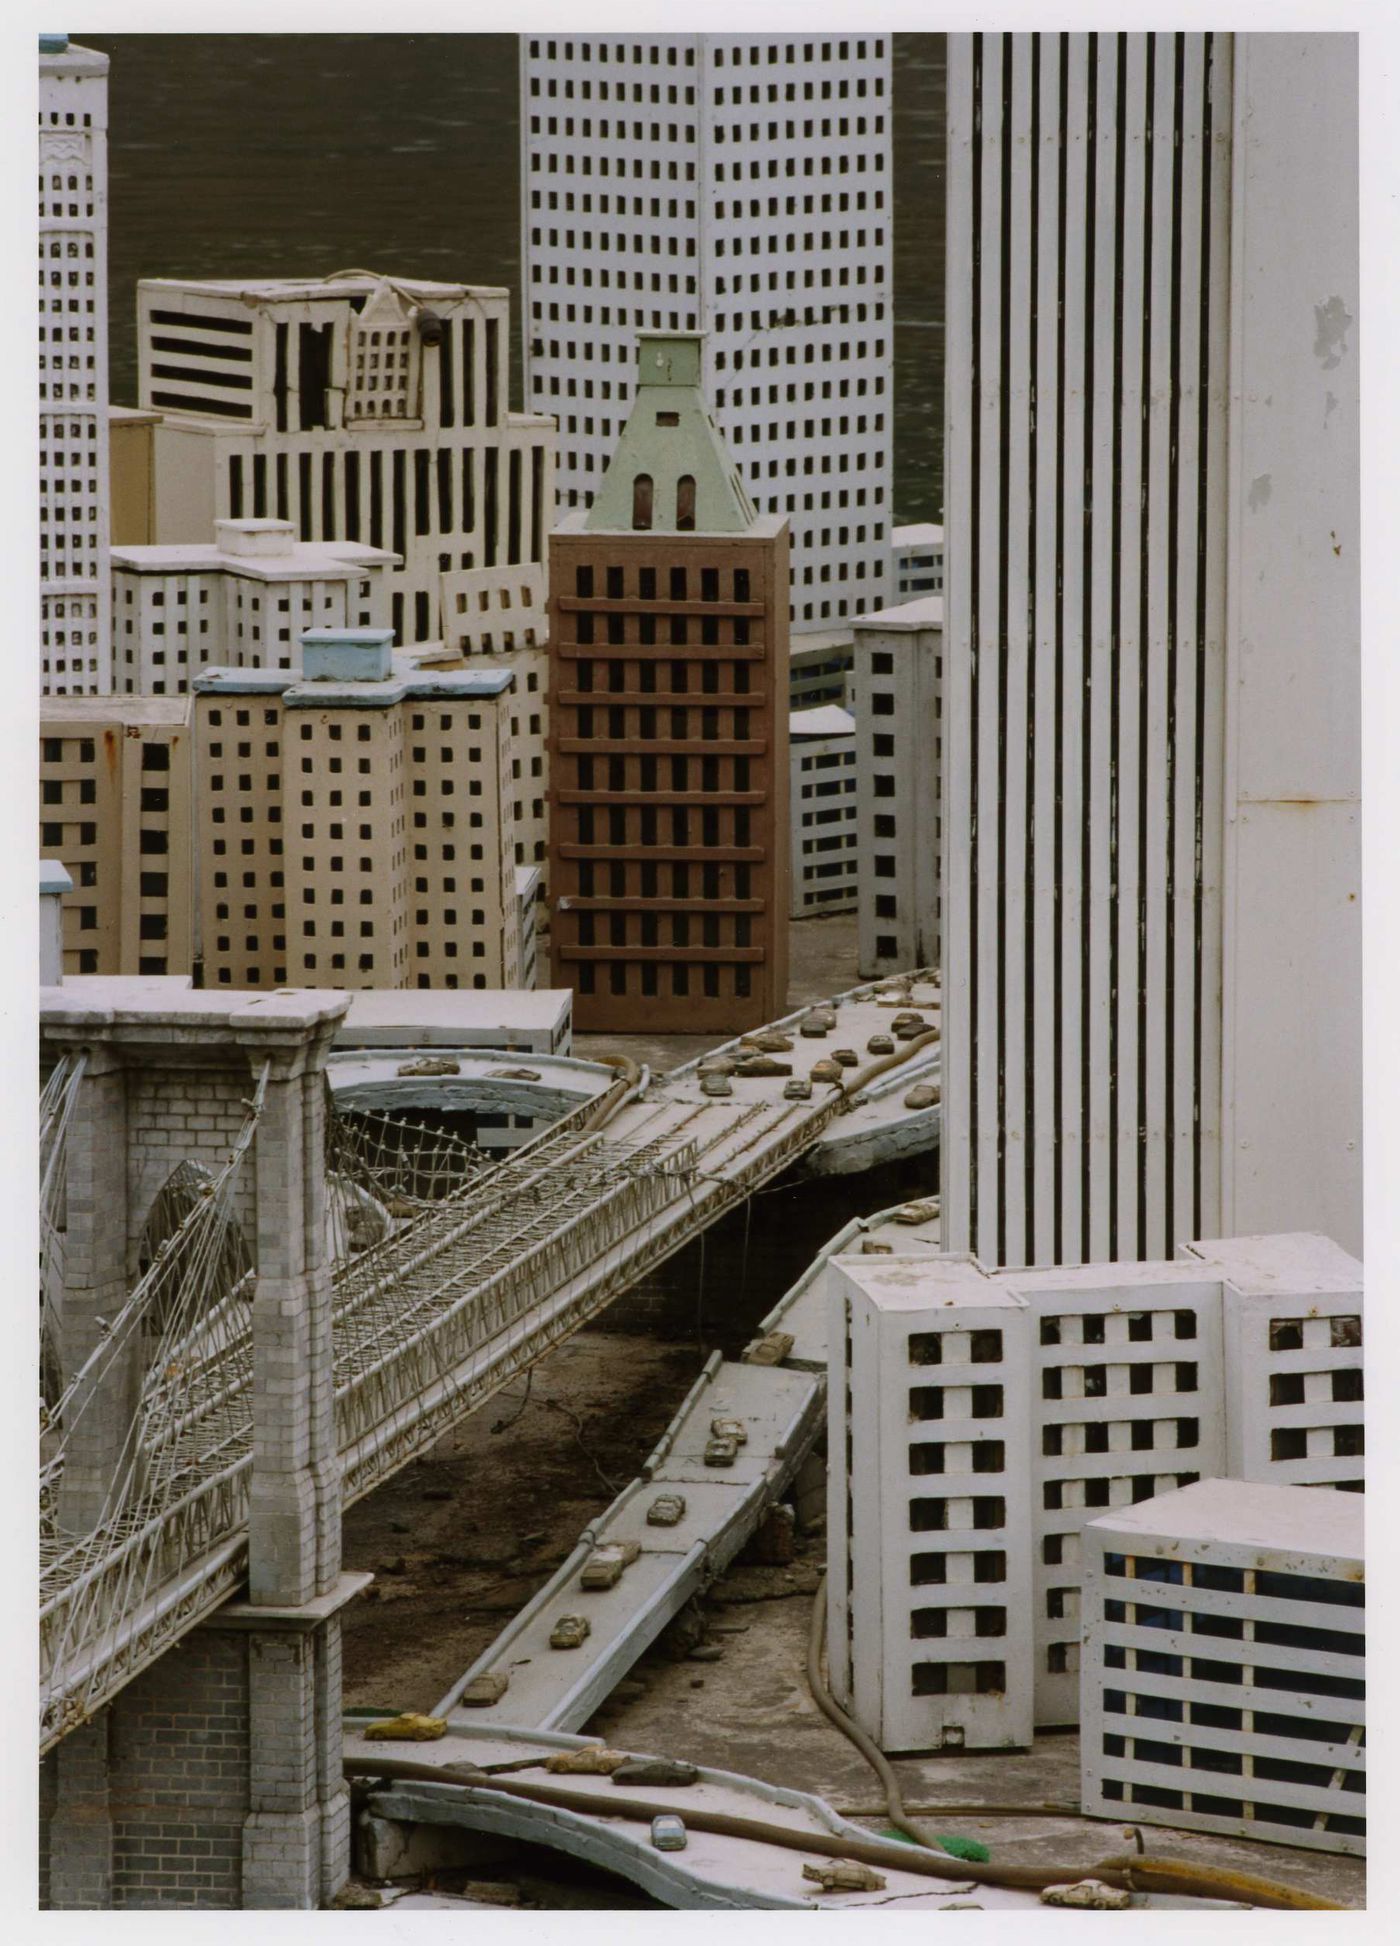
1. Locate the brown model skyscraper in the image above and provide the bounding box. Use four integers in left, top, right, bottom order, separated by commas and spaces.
547, 333, 790, 1033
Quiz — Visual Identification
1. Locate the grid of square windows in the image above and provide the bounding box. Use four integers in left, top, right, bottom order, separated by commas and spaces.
523, 35, 892, 628
39, 53, 110, 694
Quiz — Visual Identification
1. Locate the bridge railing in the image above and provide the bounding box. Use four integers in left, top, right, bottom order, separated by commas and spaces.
335, 1132, 700, 1494
41, 977, 921, 1748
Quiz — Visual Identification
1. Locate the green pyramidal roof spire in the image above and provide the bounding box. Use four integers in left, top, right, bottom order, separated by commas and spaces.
586, 332, 758, 536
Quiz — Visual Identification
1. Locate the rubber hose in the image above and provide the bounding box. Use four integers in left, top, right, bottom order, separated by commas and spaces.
343, 1757, 1344, 1910
578, 1055, 642, 1134
836, 1800, 1086, 1820
797, 1576, 1343, 1912
806, 1573, 982, 1858
839, 1026, 942, 1106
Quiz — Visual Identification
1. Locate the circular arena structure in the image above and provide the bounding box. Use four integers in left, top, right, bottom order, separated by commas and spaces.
325, 1046, 622, 1158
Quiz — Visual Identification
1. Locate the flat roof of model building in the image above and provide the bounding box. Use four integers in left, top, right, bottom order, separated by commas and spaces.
852, 594, 944, 631
1088, 1477, 1363, 1561
334, 987, 572, 1048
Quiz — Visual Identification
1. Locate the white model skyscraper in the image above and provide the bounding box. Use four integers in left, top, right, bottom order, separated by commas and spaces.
39, 35, 112, 695
941, 33, 1360, 1268
521, 32, 893, 631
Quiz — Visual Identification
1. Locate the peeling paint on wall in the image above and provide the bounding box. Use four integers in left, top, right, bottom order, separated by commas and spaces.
1312, 295, 1353, 370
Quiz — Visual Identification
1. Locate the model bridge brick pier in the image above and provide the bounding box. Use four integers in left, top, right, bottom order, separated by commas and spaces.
40, 985, 359, 1910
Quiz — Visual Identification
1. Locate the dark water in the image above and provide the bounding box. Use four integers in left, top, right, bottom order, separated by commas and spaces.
82, 33, 945, 523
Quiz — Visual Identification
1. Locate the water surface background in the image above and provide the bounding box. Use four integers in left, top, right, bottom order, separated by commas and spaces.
82, 33, 945, 521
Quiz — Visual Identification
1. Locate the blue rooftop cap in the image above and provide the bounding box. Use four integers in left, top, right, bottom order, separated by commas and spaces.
301, 627, 395, 684
39, 34, 71, 54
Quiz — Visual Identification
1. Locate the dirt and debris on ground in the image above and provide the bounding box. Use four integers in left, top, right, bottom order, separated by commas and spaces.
340, 1161, 932, 1715
340, 910, 1358, 1911
340, 1327, 701, 1712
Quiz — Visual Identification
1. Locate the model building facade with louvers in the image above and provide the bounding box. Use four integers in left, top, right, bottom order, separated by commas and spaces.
547, 332, 789, 1032
135, 273, 554, 653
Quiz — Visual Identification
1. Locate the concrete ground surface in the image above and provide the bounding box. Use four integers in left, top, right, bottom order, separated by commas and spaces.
344, 1426, 1363, 1911
344, 1527, 1364, 1912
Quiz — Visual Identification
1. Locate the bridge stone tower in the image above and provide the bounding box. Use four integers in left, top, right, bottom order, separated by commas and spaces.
40, 981, 364, 1910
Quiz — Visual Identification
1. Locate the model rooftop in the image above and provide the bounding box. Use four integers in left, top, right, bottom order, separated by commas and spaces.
40, 694, 190, 727
138, 273, 508, 303
193, 642, 516, 709
790, 705, 855, 739
113, 519, 398, 581
335, 987, 572, 1046
585, 333, 762, 537
853, 594, 944, 630
39, 35, 108, 74
1091, 1477, 1363, 1558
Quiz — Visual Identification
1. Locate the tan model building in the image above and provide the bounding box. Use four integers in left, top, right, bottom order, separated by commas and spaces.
403, 614, 549, 883
39, 630, 525, 992
108, 404, 162, 544
192, 632, 521, 991
548, 332, 789, 1032
434, 561, 550, 886
39, 695, 193, 976
112, 517, 396, 694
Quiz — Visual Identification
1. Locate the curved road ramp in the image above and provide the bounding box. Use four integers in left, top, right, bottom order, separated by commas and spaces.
343, 1719, 1245, 1913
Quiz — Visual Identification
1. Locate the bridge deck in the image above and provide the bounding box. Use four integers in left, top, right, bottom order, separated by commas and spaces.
42, 974, 941, 1750
430, 1198, 944, 1736
433, 1355, 823, 1731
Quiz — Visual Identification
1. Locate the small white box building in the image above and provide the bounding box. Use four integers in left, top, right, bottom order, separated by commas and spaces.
40, 861, 73, 986
440, 562, 547, 657
828, 1233, 1362, 1751
832, 1256, 1035, 1752
111, 518, 396, 693
335, 984, 572, 1058
849, 595, 942, 978
521, 32, 893, 631
789, 705, 857, 917
890, 522, 943, 598
1081, 1480, 1364, 1855
515, 864, 542, 991
40, 37, 112, 696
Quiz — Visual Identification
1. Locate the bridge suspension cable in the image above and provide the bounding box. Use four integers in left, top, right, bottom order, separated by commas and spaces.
40, 1054, 87, 1409
40, 1062, 270, 1748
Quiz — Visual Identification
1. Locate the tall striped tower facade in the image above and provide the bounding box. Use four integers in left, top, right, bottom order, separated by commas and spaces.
941, 33, 1360, 1267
